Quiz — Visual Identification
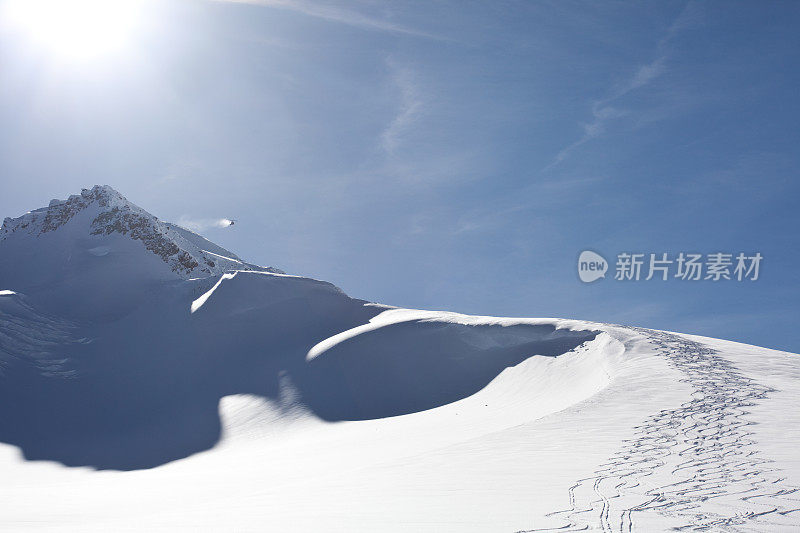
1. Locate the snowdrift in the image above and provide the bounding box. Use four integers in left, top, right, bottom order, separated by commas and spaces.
0, 271, 607, 469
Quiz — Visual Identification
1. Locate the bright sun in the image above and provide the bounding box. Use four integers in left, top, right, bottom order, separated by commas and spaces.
3, 0, 146, 61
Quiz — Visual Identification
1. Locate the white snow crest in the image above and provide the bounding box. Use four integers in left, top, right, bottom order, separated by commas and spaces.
190, 272, 237, 313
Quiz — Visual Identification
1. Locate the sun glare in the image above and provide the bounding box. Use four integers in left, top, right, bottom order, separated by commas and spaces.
3, 0, 146, 61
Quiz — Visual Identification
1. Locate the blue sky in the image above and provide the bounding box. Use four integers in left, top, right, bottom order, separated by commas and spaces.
1, 0, 799, 351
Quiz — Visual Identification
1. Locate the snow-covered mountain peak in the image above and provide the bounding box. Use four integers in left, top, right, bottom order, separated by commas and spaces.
0, 185, 282, 289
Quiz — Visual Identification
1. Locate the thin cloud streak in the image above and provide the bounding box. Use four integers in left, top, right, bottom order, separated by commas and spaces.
211, 0, 443, 39
546, 2, 700, 169
381, 62, 423, 155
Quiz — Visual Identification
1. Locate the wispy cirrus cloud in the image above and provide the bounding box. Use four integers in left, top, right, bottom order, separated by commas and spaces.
381, 61, 423, 155
547, 2, 701, 169
547, 104, 629, 169
211, 0, 441, 39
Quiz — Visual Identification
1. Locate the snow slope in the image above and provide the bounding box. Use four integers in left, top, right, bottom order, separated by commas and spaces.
0, 187, 798, 532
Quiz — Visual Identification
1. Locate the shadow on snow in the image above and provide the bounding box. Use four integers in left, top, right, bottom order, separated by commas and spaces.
0, 274, 596, 470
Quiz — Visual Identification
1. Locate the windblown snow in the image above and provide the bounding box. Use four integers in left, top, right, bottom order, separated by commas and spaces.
0, 186, 798, 532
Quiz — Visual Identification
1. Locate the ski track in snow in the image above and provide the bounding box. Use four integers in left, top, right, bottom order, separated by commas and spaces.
523, 328, 800, 533
0, 298, 81, 378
